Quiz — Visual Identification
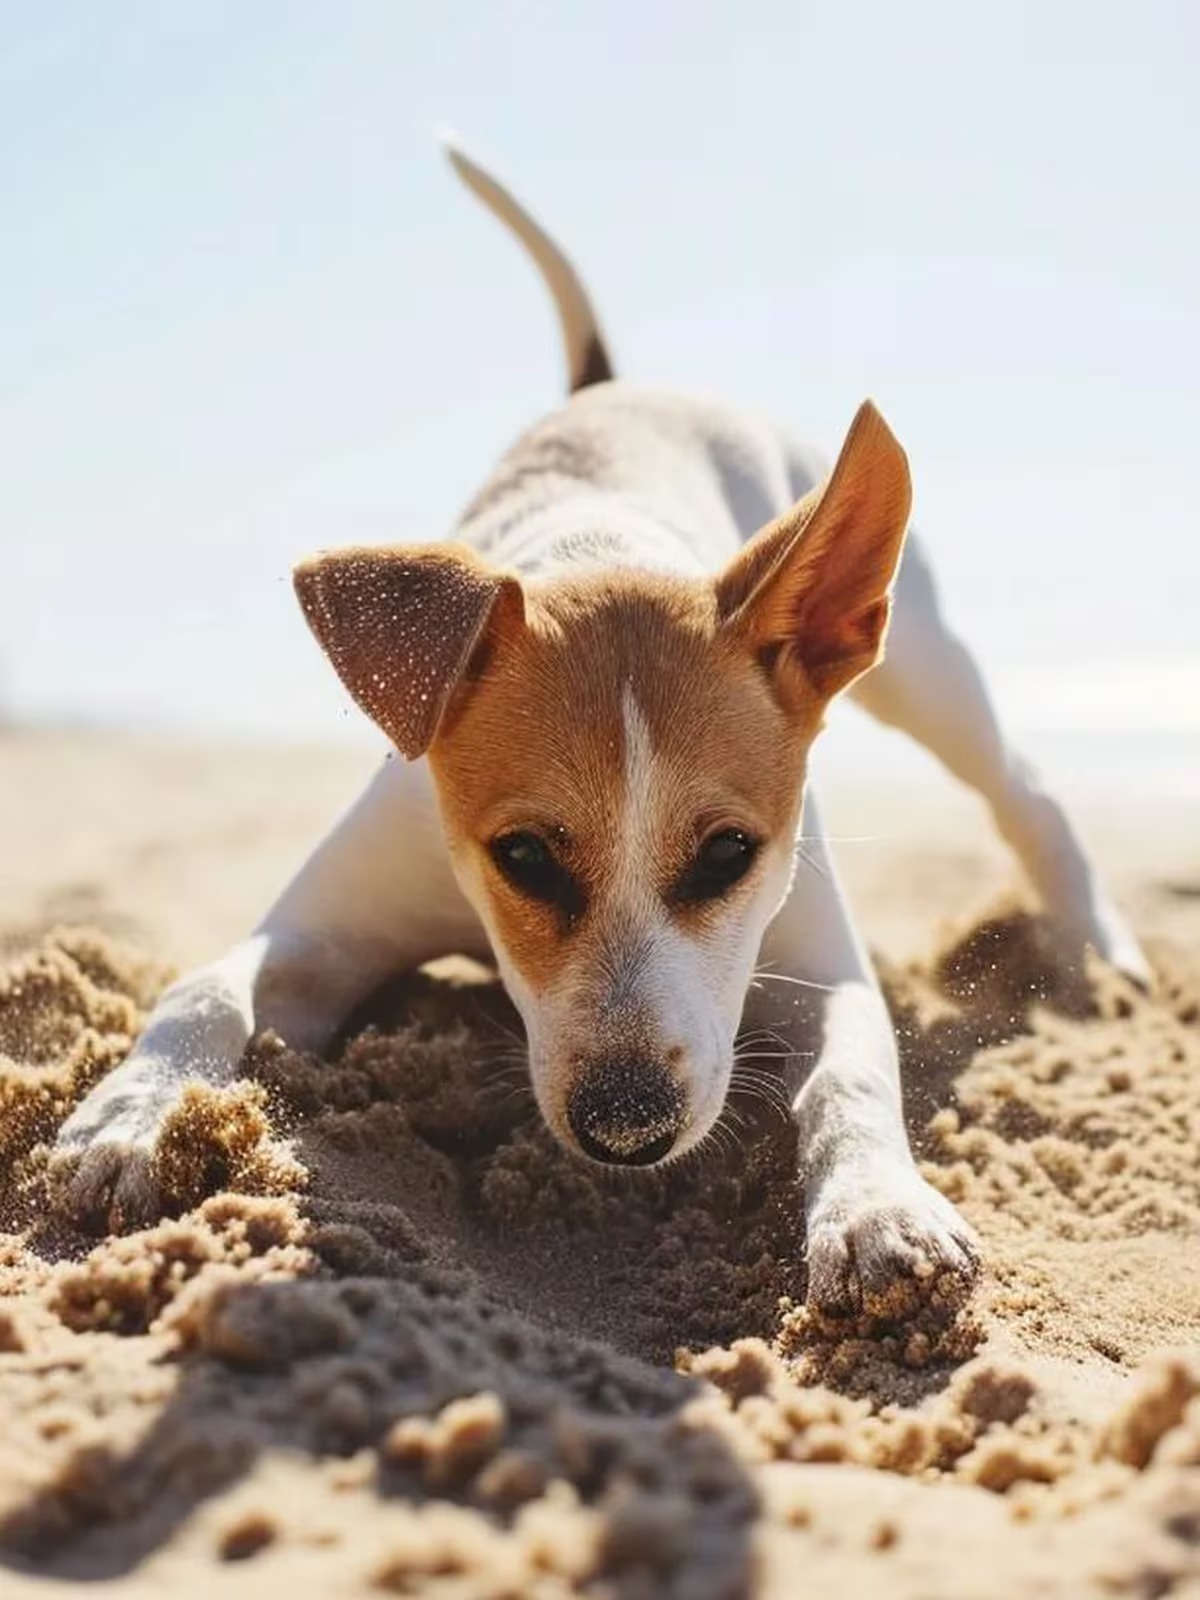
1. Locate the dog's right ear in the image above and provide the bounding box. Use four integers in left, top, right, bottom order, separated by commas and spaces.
293, 543, 525, 758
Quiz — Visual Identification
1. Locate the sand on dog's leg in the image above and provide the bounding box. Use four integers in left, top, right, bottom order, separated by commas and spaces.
53, 758, 489, 1233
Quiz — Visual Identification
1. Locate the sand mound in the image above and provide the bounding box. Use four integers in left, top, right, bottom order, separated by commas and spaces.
1, 912, 1199, 1597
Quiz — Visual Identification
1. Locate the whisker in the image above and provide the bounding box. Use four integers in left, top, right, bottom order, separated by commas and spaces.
722, 1102, 750, 1133
734, 1025, 811, 1065
480, 1063, 531, 1085
471, 1047, 529, 1069
751, 969, 837, 995
731, 1059, 799, 1095
474, 1046, 529, 1068
730, 1094, 791, 1121
733, 1027, 793, 1048
730, 1064, 795, 1093
737, 1022, 797, 1051
709, 1121, 738, 1162
796, 834, 885, 845
732, 1074, 791, 1096
732, 1071, 803, 1101
485, 1084, 538, 1113
794, 842, 832, 882
733, 1049, 812, 1064
466, 996, 526, 1050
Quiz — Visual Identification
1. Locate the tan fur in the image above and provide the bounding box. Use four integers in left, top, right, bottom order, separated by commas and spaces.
429, 570, 815, 999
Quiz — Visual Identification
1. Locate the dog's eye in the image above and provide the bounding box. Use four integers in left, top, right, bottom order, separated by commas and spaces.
674, 828, 760, 903
490, 830, 582, 915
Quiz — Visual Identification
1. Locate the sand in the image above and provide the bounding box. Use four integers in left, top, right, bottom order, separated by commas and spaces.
1, 727, 1198, 1598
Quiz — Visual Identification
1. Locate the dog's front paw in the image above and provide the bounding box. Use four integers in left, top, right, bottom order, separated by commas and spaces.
804, 1163, 980, 1318
50, 1058, 180, 1234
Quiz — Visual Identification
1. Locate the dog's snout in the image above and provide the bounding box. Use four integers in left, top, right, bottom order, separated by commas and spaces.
566, 1058, 685, 1166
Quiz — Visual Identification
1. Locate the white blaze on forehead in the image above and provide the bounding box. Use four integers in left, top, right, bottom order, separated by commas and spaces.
618, 683, 660, 903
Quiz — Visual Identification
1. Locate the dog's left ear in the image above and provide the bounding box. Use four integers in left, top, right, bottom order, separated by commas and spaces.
716, 401, 911, 700
294, 543, 524, 758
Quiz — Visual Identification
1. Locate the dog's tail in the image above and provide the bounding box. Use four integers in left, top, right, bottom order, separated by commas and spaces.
440, 132, 614, 394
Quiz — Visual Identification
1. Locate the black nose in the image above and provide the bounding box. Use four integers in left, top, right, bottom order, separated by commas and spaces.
566, 1058, 685, 1166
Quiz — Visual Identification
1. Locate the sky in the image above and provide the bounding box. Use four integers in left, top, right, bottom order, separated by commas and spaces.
2, 0, 1198, 790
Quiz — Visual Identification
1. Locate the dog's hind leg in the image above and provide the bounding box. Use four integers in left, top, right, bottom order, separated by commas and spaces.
847, 534, 1150, 984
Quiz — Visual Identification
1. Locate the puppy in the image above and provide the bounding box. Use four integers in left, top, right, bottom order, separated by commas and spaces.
54, 140, 1148, 1311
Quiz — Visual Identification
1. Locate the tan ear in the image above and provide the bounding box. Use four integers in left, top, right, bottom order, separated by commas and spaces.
716, 401, 912, 699
294, 542, 524, 758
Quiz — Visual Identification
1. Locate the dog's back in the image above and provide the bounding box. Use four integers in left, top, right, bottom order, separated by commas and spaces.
443, 138, 827, 580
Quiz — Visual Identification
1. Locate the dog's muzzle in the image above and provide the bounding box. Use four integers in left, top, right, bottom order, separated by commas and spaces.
565, 1057, 685, 1166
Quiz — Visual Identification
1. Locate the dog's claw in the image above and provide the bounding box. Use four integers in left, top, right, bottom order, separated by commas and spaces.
50, 1142, 164, 1235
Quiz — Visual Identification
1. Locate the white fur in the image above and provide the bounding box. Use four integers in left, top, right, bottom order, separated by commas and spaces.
617, 687, 657, 897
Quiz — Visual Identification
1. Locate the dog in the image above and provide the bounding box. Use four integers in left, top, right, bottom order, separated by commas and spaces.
53, 140, 1149, 1312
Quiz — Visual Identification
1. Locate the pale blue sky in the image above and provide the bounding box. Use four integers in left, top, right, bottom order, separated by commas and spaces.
2, 0, 1197, 782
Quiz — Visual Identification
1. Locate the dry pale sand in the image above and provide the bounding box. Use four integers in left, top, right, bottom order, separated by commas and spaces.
1, 727, 1199, 1599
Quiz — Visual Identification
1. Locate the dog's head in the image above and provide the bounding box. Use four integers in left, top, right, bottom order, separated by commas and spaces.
295, 403, 910, 1165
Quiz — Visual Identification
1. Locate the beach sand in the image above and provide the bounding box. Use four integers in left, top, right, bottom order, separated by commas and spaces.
1, 727, 1198, 1598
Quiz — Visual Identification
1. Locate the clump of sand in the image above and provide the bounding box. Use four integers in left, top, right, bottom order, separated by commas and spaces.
1, 905, 1199, 1597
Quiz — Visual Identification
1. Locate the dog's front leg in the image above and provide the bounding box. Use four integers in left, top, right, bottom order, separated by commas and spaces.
54, 756, 486, 1231
756, 791, 979, 1315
